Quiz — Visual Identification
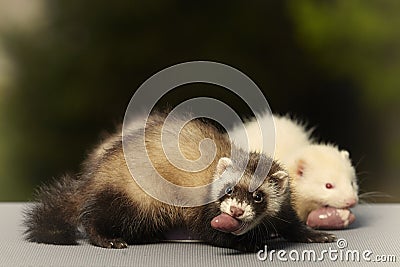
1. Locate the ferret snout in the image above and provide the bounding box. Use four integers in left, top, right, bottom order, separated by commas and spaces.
344, 198, 357, 208
220, 198, 255, 221
230, 206, 244, 218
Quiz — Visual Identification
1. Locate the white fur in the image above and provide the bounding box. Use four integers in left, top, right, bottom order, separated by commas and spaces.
230, 114, 311, 159
286, 144, 359, 208
220, 198, 255, 222
229, 114, 359, 209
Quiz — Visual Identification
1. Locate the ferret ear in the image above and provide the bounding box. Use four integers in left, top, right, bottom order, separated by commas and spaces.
270, 170, 289, 195
216, 157, 232, 177
341, 150, 350, 159
295, 159, 306, 178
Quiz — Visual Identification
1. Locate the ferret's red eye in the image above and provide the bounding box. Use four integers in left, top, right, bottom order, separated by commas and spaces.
325, 183, 333, 189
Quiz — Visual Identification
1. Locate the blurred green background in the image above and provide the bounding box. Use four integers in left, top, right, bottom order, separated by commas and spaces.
0, 0, 399, 202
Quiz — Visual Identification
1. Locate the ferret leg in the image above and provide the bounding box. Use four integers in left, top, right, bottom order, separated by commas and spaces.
277, 204, 336, 243
83, 222, 128, 249
80, 188, 137, 248
282, 222, 337, 243
80, 188, 166, 248
280, 218, 336, 243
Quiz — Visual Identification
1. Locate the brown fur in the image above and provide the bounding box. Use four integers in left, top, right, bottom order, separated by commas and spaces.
24, 111, 335, 250
24, 111, 231, 247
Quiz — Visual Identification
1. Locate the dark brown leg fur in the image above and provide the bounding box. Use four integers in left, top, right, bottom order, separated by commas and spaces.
273, 201, 336, 243
80, 188, 175, 249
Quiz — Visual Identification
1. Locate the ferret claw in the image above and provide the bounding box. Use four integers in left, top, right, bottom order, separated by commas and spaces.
101, 238, 128, 249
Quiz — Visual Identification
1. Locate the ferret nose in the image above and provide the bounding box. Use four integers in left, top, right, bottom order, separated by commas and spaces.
345, 198, 357, 208
230, 206, 244, 217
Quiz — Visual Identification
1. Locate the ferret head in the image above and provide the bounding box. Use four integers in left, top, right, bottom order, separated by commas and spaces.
212, 152, 289, 235
288, 144, 359, 209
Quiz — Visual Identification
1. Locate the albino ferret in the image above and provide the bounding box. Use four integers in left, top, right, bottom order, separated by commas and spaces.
229, 114, 358, 229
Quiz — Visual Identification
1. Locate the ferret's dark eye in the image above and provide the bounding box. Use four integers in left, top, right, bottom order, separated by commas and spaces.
325, 183, 334, 189
225, 187, 233, 196
253, 192, 263, 203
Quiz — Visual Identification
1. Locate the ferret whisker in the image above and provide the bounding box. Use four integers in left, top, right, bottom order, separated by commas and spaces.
269, 214, 290, 224
355, 171, 369, 177
358, 191, 393, 203
359, 191, 392, 198
354, 155, 366, 170
252, 228, 258, 245
266, 219, 278, 236
356, 176, 370, 186
260, 221, 269, 238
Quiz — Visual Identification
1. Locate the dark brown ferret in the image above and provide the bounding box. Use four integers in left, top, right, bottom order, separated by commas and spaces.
24, 111, 335, 251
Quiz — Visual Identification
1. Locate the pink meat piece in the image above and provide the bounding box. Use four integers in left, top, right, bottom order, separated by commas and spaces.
306, 207, 355, 229
211, 213, 242, 233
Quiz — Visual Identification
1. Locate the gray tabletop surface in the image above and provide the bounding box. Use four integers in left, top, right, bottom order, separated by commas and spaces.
1, 203, 399, 267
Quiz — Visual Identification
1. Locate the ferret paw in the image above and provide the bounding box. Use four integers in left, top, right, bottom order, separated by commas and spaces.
97, 238, 128, 249
228, 242, 265, 253
305, 232, 336, 243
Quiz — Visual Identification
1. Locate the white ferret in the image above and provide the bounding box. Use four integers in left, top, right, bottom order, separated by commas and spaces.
229, 114, 359, 228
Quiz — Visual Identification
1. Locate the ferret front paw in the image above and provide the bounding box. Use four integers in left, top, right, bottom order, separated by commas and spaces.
96, 238, 128, 249
234, 243, 263, 253
304, 231, 336, 243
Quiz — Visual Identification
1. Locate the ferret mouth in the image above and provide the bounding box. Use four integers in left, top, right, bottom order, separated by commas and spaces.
323, 204, 349, 209
211, 213, 250, 235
